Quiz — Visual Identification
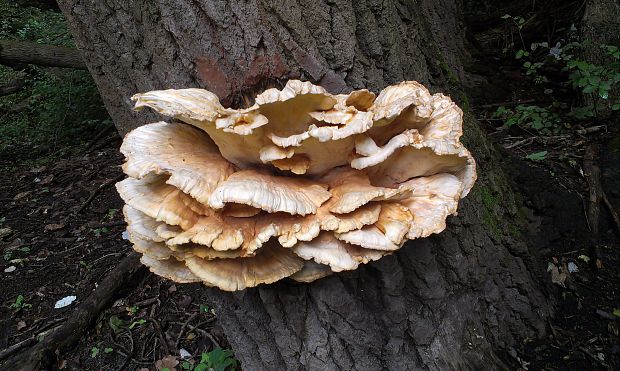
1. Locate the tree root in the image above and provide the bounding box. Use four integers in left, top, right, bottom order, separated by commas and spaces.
0, 252, 143, 371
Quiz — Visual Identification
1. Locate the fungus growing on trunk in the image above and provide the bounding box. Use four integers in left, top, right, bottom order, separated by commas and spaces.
118, 80, 477, 291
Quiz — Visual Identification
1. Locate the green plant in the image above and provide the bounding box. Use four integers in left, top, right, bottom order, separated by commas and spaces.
182, 348, 239, 371
9, 294, 32, 312
90, 346, 100, 358
493, 105, 562, 134
108, 315, 126, 333
105, 208, 118, 220
564, 45, 620, 106
128, 319, 146, 329
92, 227, 110, 237
525, 151, 548, 161
0, 0, 111, 164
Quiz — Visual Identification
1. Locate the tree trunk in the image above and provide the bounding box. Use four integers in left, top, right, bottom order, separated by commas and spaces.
57, 1, 551, 369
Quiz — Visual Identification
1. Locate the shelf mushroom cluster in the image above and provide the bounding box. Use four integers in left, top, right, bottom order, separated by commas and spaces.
117, 80, 477, 291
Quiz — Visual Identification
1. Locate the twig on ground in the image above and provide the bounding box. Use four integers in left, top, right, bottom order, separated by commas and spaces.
76, 173, 124, 214
175, 313, 197, 350
0, 338, 36, 361
132, 297, 160, 308
576, 125, 606, 135
480, 99, 537, 108
86, 220, 126, 229
148, 318, 170, 356
601, 191, 620, 235
84, 125, 115, 153
88, 252, 123, 267
116, 330, 134, 371
583, 144, 603, 270
504, 137, 534, 149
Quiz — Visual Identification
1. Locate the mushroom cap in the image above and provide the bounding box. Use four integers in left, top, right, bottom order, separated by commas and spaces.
121, 121, 235, 204
140, 255, 202, 283
184, 243, 304, 291
208, 170, 331, 216
120, 79, 477, 290
289, 261, 333, 282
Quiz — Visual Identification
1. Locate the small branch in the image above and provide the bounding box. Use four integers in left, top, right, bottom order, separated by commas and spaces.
576, 125, 606, 135
0, 78, 25, 96
479, 99, 537, 109
602, 191, 620, 235
0, 338, 36, 361
0, 40, 85, 69
175, 313, 197, 350
84, 124, 115, 153
583, 144, 603, 269
76, 173, 124, 214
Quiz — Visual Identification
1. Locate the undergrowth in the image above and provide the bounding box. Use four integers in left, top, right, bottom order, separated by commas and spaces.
0, 0, 110, 164
493, 15, 619, 137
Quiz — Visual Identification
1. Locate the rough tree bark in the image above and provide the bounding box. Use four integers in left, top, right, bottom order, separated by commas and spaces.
57, 1, 551, 369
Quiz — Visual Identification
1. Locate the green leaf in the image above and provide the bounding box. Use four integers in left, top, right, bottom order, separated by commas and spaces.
515, 49, 524, 59
583, 84, 595, 94
104, 347, 113, 354
194, 364, 208, 371
612, 103, 620, 111
182, 361, 192, 370
577, 255, 590, 263
501, 14, 511, 19
129, 319, 146, 329
108, 316, 125, 333
91, 347, 100, 358
613, 309, 620, 318
525, 151, 548, 161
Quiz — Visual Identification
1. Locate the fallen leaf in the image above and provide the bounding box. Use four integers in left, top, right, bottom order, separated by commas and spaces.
525, 151, 548, 161
577, 254, 590, 263
44, 223, 65, 232
0, 227, 13, 239
31, 166, 47, 173
13, 191, 31, 200
155, 355, 179, 371
54, 295, 77, 309
4, 266, 16, 273
17, 320, 26, 331
567, 261, 579, 273
548, 264, 566, 287
39, 174, 54, 185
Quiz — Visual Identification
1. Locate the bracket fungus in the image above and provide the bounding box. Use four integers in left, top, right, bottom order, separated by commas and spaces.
118, 80, 476, 291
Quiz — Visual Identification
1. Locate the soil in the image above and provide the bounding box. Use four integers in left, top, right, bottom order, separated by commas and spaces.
0, 139, 229, 370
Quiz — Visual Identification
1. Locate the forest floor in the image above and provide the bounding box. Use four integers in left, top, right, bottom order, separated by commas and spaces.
1, 1, 620, 370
